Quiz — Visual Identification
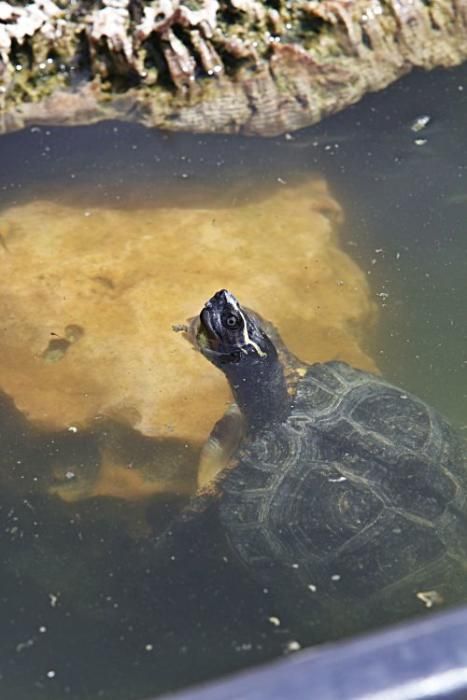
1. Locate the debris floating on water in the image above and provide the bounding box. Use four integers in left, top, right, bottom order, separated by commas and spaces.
410, 115, 431, 132
416, 590, 444, 608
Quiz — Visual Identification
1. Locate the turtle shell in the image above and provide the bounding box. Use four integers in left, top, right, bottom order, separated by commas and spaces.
218, 361, 467, 626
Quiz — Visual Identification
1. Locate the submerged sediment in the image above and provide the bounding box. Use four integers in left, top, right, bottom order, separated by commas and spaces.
0, 0, 466, 135
0, 179, 377, 499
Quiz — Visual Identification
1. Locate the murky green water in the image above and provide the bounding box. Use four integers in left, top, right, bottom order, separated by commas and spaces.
0, 63, 466, 700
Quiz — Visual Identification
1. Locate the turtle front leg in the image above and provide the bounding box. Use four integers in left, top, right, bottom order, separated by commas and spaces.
50, 447, 196, 502
198, 403, 245, 488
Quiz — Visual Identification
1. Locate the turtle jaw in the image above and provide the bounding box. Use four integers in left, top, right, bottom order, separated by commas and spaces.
184, 313, 219, 356
185, 298, 242, 368
198, 305, 223, 350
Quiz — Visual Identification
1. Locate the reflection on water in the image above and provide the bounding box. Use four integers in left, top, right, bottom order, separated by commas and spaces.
0, 63, 466, 699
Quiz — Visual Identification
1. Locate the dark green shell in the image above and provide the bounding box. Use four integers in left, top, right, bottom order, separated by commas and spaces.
218, 362, 467, 619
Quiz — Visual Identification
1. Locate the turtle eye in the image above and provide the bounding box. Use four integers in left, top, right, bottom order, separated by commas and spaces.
224, 313, 242, 329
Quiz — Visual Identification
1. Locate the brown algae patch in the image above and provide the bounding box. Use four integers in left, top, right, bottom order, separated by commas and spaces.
0, 178, 377, 500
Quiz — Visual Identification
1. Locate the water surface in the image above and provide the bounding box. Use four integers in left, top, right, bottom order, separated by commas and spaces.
0, 63, 466, 700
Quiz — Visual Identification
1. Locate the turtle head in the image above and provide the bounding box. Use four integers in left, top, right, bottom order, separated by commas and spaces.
190, 290, 290, 429
195, 289, 275, 368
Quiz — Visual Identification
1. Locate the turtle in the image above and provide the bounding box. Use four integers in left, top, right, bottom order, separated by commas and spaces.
170, 289, 467, 640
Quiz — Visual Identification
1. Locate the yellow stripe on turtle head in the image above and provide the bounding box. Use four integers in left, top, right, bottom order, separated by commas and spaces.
224, 291, 267, 358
